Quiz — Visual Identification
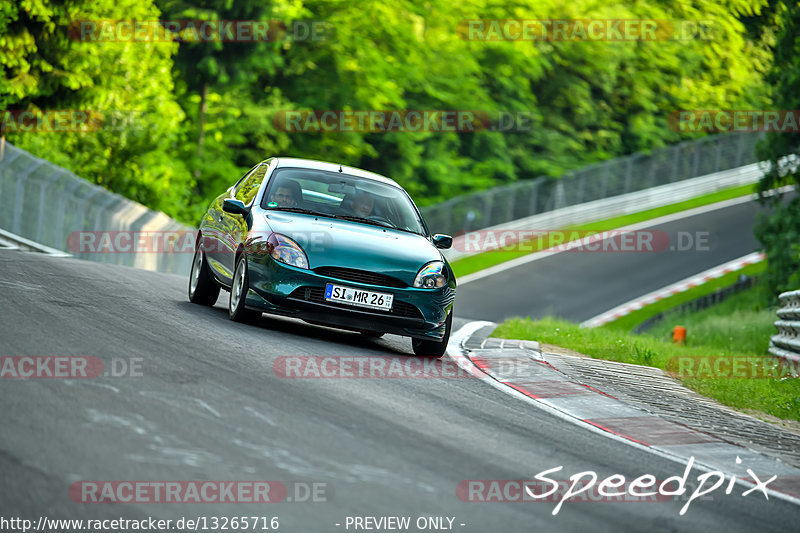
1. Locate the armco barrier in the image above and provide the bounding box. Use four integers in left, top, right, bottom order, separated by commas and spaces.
632, 274, 760, 334
0, 140, 193, 274
443, 162, 765, 262
770, 290, 800, 364
422, 132, 763, 237
0, 132, 766, 272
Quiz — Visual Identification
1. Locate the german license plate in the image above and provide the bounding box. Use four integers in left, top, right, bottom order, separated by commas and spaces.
324, 283, 393, 311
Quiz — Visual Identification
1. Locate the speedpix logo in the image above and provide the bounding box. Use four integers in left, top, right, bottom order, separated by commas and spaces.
458, 456, 777, 516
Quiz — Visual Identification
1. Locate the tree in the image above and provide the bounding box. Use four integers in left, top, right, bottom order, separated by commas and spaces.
1, 0, 197, 221
754, 1, 800, 296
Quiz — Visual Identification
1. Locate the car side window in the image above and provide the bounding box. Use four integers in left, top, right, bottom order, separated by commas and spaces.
234, 164, 268, 205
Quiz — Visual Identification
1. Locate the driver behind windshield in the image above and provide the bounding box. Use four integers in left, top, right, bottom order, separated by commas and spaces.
268, 181, 302, 208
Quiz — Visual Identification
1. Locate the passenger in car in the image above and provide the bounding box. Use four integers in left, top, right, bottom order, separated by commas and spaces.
350, 191, 374, 217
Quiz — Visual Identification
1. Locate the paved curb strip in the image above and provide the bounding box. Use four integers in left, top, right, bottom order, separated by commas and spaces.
447, 322, 800, 503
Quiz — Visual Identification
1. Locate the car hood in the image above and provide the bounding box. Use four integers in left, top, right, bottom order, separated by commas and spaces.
262, 213, 442, 284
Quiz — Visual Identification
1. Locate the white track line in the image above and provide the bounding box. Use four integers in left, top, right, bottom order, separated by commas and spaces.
458, 191, 769, 286
446, 321, 800, 508
580, 251, 765, 328
0, 227, 71, 257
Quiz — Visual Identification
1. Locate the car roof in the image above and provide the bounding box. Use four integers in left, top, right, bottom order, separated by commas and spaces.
268, 158, 402, 189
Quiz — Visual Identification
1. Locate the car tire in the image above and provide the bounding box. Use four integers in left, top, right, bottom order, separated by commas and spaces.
229, 254, 261, 323
188, 244, 220, 306
412, 310, 452, 357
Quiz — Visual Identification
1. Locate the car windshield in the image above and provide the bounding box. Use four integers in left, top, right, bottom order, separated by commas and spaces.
261, 167, 427, 235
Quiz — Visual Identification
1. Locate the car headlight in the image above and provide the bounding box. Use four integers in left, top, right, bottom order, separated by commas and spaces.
267, 233, 309, 269
414, 261, 447, 289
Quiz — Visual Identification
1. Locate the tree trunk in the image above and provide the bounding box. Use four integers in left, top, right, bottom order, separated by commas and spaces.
194, 82, 209, 181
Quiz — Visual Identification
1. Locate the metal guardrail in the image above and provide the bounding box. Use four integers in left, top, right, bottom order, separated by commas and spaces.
444, 163, 765, 262
0, 139, 192, 274
633, 275, 759, 334
421, 132, 764, 237
770, 290, 800, 364
0, 132, 766, 274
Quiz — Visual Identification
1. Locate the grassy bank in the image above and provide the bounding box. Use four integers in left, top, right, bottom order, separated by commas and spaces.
451, 182, 757, 278
601, 261, 767, 332
493, 289, 798, 422
642, 283, 777, 356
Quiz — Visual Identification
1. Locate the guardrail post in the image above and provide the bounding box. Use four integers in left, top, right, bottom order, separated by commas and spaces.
624, 158, 633, 194
671, 143, 681, 182
769, 289, 800, 365
735, 133, 748, 167
35, 169, 64, 243
482, 192, 493, 228
11, 159, 44, 235
528, 177, 543, 215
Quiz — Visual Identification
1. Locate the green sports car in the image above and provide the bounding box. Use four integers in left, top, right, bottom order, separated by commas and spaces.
188, 157, 456, 356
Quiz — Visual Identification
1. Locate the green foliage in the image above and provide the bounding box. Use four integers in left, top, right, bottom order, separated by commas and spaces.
1, 0, 197, 220
755, 197, 800, 296
644, 283, 777, 355
600, 259, 767, 332
1, 0, 783, 226
494, 315, 800, 421
754, 1, 800, 296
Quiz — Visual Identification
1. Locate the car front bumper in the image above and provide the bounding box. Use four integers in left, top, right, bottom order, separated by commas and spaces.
243, 253, 456, 340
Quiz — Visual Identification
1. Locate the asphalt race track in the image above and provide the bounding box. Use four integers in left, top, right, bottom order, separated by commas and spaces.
1, 205, 799, 532
456, 198, 773, 323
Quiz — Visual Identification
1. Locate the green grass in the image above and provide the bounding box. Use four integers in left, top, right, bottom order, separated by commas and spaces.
642, 283, 777, 356
601, 261, 767, 332
451, 182, 757, 278
493, 310, 800, 420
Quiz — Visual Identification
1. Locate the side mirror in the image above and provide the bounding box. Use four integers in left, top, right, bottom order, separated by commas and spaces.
432, 234, 453, 249
223, 198, 249, 216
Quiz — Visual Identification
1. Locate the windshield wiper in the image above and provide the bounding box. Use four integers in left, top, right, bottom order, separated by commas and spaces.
334, 215, 397, 229
267, 207, 325, 216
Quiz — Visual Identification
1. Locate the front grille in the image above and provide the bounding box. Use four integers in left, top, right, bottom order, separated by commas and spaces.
314, 266, 407, 288
289, 287, 423, 320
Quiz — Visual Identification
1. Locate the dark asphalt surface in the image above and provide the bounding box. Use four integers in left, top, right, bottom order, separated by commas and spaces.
1, 248, 799, 532
456, 198, 770, 323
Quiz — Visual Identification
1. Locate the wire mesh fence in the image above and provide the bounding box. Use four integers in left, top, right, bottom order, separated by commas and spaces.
0, 132, 764, 272
0, 140, 192, 273
420, 132, 764, 236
